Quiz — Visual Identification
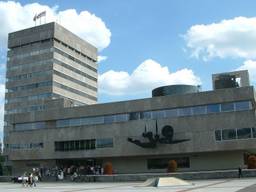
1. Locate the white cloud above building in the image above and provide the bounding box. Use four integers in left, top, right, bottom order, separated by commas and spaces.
99, 59, 201, 95
184, 17, 256, 61
236, 60, 256, 83
0, 1, 111, 51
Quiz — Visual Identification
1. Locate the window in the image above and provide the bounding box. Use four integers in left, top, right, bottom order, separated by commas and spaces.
252, 128, 256, 138
104, 115, 115, 124
237, 128, 251, 139
152, 110, 165, 119
96, 138, 113, 148
235, 101, 252, 111
140, 111, 152, 119
14, 122, 46, 131
57, 119, 70, 127
165, 109, 178, 118
115, 114, 128, 122
207, 104, 220, 113
215, 130, 221, 141
222, 129, 236, 140
129, 112, 140, 120
55, 139, 96, 151
221, 103, 234, 112
178, 107, 192, 116
8, 142, 44, 150
192, 106, 206, 115
69, 119, 81, 127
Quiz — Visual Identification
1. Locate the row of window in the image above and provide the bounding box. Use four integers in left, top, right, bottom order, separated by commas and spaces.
6, 93, 52, 104
9, 37, 51, 49
14, 121, 46, 131
54, 56, 97, 82
54, 70, 97, 92
9, 37, 96, 63
8, 47, 52, 61
147, 157, 190, 169
54, 38, 96, 62
7, 70, 52, 82
54, 138, 113, 151
55, 100, 252, 128
7, 81, 52, 93
6, 105, 46, 115
51, 94, 86, 106
53, 82, 97, 101
5, 142, 44, 150
7, 59, 52, 73
14, 100, 252, 131
215, 127, 256, 141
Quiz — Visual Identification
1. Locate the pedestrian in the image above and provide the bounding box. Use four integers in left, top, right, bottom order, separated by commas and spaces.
238, 166, 242, 178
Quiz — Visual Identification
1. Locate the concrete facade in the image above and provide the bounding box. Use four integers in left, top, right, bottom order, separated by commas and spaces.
5, 22, 98, 116
4, 83, 256, 175
3, 23, 256, 175
4, 23, 98, 173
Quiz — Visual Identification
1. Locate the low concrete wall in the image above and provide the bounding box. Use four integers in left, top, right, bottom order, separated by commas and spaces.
1, 169, 256, 182
77, 169, 256, 182
0, 176, 12, 182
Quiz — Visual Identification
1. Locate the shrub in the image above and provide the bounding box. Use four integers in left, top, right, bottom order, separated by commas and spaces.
248, 155, 256, 169
103, 162, 113, 175
167, 160, 177, 172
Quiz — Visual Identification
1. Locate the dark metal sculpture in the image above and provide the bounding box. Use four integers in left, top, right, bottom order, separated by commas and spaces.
127, 121, 190, 148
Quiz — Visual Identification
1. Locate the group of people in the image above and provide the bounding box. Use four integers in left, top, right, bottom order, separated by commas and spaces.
32, 165, 104, 182
21, 169, 40, 187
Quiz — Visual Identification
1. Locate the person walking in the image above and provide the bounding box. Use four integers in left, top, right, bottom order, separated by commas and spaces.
238, 166, 242, 178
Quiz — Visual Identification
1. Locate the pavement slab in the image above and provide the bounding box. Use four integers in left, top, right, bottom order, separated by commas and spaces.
0, 178, 256, 192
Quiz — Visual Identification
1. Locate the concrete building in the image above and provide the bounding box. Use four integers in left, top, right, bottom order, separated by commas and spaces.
5, 22, 98, 116
3, 23, 256, 175
4, 22, 97, 172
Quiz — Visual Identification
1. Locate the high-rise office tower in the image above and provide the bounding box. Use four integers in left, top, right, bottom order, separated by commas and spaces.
5, 22, 98, 115
4, 23, 98, 165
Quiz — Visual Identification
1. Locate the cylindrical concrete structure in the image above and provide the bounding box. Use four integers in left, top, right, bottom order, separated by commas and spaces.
152, 85, 200, 97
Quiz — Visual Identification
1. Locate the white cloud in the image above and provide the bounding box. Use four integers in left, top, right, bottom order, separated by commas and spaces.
97, 55, 108, 63
99, 59, 201, 95
0, 1, 111, 51
236, 60, 256, 82
184, 17, 256, 61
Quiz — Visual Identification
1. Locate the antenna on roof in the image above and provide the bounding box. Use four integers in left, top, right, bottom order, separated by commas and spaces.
33, 11, 46, 26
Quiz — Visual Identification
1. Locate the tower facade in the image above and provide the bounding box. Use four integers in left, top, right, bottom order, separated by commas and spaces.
5, 22, 98, 115
4, 23, 98, 167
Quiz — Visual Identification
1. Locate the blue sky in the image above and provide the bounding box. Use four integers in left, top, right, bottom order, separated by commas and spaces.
0, 0, 256, 139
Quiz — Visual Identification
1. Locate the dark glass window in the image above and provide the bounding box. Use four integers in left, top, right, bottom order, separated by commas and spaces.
252, 128, 256, 138
222, 129, 236, 140
215, 130, 221, 141
129, 112, 140, 120
221, 103, 234, 112
237, 128, 251, 139
207, 104, 220, 113
147, 157, 190, 169
192, 106, 206, 115
55, 139, 96, 151
235, 101, 251, 111
96, 138, 113, 148
179, 107, 192, 116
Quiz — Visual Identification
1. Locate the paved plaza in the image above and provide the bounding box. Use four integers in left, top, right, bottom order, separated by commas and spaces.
1, 178, 256, 192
